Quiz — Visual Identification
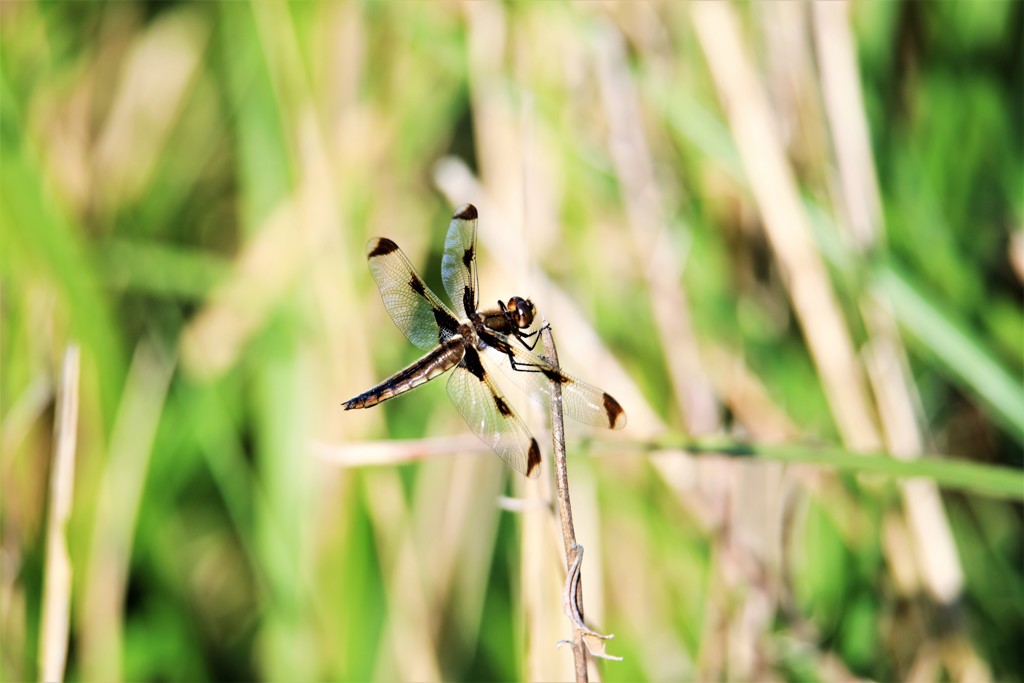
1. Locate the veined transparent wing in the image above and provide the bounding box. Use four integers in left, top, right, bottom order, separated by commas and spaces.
441, 203, 479, 320
365, 237, 461, 351
481, 332, 627, 430
446, 345, 542, 478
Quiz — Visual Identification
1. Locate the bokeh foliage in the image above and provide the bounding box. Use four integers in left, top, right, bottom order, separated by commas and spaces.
2, 2, 1021, 681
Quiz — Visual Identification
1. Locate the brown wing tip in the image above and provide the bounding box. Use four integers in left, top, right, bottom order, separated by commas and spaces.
526, 439, 542, 478
367, 237, 399, 258
453, 203, 478, 220
603, 393, 627, 429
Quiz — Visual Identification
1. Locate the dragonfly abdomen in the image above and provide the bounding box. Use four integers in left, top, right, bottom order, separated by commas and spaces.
342, 337, 466, 409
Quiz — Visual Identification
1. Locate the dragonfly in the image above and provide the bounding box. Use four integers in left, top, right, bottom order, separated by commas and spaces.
342, 204, 626, 478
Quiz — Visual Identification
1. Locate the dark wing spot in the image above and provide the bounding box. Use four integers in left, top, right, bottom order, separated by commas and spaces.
407, 273, 459, 335
453, 203, 478, 220
461, 346, 486, 381
463, 286, 475, 316
368, 238, 399, 258
541, 368, 569, 385
494, 394, 512, 416
602, 392, 626, 429
526, 439, 542, 478
409, 274, 427, 297
462, 246, 474, 269
433, 306, 460, 336
478, 330, 511, 354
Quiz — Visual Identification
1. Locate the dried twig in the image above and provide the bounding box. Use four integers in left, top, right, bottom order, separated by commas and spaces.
540, 323, 587, 682
540, 325, 619, 682
39, 344, 80, 683
560, 544, 621, 663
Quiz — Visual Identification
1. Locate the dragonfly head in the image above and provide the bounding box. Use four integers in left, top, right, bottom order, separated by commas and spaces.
505, 296, 536, 330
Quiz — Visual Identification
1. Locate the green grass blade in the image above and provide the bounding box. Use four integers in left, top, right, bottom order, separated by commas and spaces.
652, 438, 1024, 501
876, 264, 1024, 445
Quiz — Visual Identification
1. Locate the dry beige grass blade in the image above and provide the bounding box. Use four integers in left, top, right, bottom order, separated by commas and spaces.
93, 8, 210, 212
179, 194, 306, 378
704, 346, 798, 443
311, 435, 489, 468
689, 7, 887, 677
692, 2, 881, 452
521, 473, 577, 682
1010, 231, 1024, 282
364, 470, 443, 682
588, 22, 791, 672
179, 131, 339, 383
79, 342, 175, 682
39, 344, 80, 683
412, 453, 506, 655
316, 440, 501, 676
861, 302, 966, 598
463, 0, 532, 246
592, 18, 721, 437
811, 3, 884, 250
811, 10, 974, 673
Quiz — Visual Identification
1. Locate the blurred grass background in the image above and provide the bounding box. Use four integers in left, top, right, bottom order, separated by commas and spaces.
2, 1, 1022, 681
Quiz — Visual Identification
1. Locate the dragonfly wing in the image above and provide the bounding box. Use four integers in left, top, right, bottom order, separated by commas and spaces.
446, 345, 542, 478
366, 237, 461, 351
441, 203, 479, 320
481, 335, 627, 430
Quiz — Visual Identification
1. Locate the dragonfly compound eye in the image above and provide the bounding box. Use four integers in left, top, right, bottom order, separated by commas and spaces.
507, 297, 535, 328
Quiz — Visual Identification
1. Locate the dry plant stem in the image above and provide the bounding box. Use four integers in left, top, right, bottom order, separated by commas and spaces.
594, 20, 720, 435
692, 2, 881, 451
39, 344, 80, 683
812, 1, 966, 616
540, 324, 588, 683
